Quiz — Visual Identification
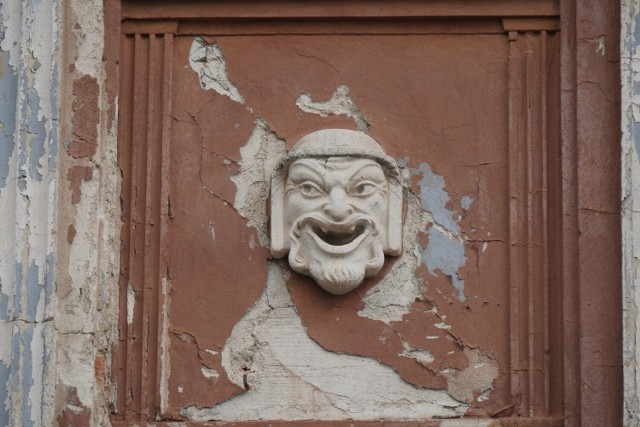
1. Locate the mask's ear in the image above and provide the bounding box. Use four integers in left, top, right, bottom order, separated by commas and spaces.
384, 178, 403, 256
270, 168, 290, 258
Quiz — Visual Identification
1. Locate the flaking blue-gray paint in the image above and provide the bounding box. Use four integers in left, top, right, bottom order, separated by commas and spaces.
10, 327, 20, 392
26, 260, 40, 323
19, 85, 47, 182
422, 227, 467, 301
415, 162, 460, 234
44, 253, 53, 311
20, 326, 34, 427
0, 1, 61, 425
414, 163, 468, 301
0, 294, 8, 321
0, 357, 9, 424
14, 261, 23, 319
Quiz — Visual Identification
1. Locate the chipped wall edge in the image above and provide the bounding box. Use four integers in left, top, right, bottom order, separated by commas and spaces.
622, 1, 640, 426
54, 0, 121, 426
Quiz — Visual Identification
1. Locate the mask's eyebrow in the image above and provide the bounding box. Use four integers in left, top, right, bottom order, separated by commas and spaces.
347, 163, 387, 184
287, 160, 325, 184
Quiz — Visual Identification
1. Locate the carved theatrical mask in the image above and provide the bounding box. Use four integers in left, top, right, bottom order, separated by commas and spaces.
271, 129, 403, 295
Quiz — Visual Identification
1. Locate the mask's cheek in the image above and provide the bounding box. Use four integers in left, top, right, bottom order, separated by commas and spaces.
285, 195, 323, 228
360, 195, 388, 231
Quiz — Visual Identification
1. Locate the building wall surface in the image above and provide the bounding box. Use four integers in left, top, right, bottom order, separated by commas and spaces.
0, 0, 633, 426
623, 0, 640, 425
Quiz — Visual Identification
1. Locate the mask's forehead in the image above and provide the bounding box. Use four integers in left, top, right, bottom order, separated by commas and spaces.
287, 157, 386, 178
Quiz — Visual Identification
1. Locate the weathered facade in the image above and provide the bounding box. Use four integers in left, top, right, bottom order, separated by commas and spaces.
0, 0, 634, 426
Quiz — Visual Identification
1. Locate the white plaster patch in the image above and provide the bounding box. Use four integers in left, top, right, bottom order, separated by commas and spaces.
597, 35, 606, 56
185, 262, 466, 421
160, 276, 171, 414
402, 348, 435, 366
127, 283, 134, 325
201, 367, 219, 380
358, 195, 424, 323
70, 0, 104, 77
56, 335, 95, 408
208, 220, 216, 241
443, 348, 498, 404
296, 85, 369, 132
189, 37, 244, 104
231, 120, 287, 247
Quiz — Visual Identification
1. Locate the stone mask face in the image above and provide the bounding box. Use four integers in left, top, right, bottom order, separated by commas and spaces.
271, 130, 402, 295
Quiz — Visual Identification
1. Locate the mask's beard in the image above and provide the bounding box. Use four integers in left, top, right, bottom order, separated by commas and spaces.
309, 257, 364, 292
288, 214, 385, 295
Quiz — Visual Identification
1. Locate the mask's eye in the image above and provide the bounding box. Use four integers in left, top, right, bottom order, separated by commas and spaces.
299, 181, 324, 198
352, 182, 377, 197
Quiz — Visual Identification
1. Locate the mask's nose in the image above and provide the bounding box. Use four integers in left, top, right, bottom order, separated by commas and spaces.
323, 188, 353, 221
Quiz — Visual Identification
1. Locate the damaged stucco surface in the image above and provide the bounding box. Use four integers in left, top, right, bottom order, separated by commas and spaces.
56, 0, 120, 425
174, 37, 499, 422
623, 0, 640, 425
0, 1, 60, 426
0, 0, 119, 425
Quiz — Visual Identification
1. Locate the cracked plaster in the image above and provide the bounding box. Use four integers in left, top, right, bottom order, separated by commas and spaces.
178, 36, 498, 421
623, 0, 640, 424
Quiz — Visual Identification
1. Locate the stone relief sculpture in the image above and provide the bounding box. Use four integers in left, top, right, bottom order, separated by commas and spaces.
270, 129, 403, 294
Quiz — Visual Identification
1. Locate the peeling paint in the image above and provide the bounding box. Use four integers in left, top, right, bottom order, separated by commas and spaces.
185, 262, 467, 421
623, 1, 640, 424
414, 162, 467, 301
296, 84, 370, 132
231, 120, 287, 246
358, 194, 424, 323
0, 0, 60, 425
423, 227, 467, 301
189, 37, 245, 104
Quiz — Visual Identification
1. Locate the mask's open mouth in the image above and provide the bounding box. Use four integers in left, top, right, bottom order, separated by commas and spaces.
312, 223, 367, 247
298, 216, 373, 255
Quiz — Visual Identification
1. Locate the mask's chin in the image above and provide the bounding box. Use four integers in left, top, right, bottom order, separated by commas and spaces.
288, 215, 385, 295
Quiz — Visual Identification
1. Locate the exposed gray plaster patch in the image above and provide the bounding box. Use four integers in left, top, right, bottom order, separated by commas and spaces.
189, 37, 245, 104
296, 84, 370, 132
460, 195, 474, 211
231, 120, 287, 246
